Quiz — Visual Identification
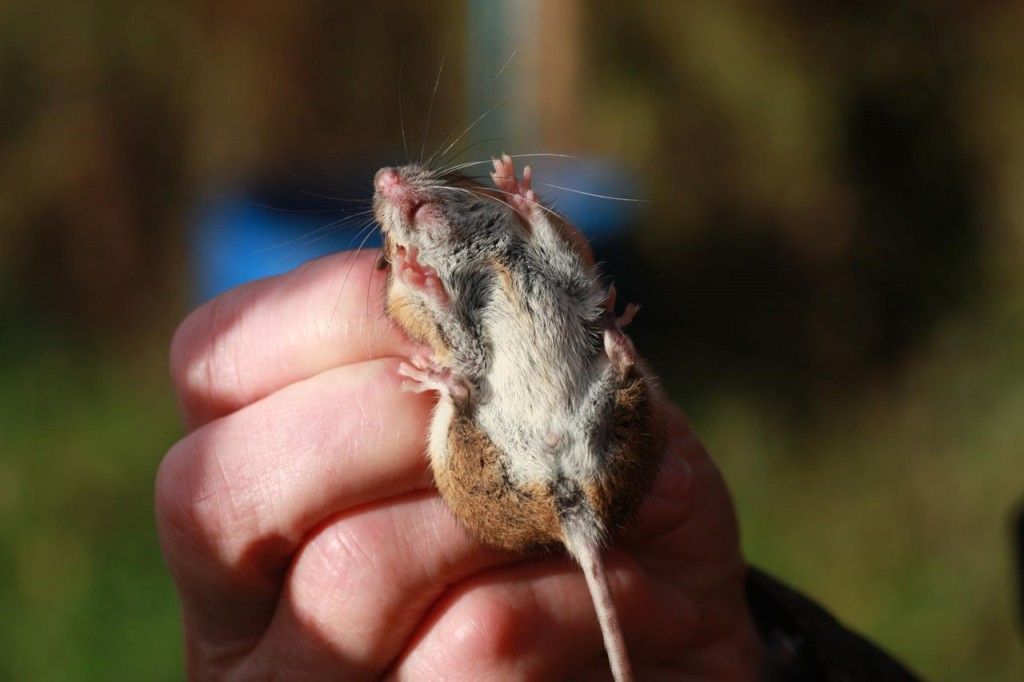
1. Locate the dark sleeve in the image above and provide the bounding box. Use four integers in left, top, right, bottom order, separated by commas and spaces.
746, 567, 923, 682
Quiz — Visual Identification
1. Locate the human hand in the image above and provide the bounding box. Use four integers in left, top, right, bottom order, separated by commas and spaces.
156, 249, 762, 680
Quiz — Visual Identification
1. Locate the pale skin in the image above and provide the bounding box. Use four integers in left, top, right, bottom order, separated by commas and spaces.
156, 249, 764, 681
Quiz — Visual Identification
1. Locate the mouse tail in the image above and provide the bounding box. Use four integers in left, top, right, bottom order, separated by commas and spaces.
559, 494, 634, 682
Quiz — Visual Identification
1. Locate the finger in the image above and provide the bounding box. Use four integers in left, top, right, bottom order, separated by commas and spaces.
622, 448, 695, 545
629, 405, 752, 657
170, 248, 412, 430
634, 440, 742, 576
619, 401, 698, 544
241, 492, 520, 680
391, 556, 698, 681
155, 357, 432, 655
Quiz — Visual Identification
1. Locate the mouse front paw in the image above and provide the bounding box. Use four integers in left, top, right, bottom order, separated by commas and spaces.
604, 284, 640, 328
394, 245, 449, 305
490, 154, 535, 215
398, 355, 471, 402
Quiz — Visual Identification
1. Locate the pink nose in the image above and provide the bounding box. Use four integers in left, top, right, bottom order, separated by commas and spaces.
374, 167, 400, 194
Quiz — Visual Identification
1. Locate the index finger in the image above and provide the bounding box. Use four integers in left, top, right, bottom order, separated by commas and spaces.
171, 249, 412, 430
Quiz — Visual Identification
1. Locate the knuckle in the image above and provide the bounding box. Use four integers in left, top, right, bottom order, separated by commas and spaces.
154, 428, 252, 566
154, 437, 204, 555
444, 585, 522, 662
169, 292, 246, 427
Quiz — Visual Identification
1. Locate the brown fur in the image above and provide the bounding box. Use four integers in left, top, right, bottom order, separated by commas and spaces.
583, 369, 666, 532
490, 258, 518, 305
377, 161, 658, 682
435, 408, 565, 551
386, 286, 451, 365
433, 367, 665, 552
547, 209, 596, 269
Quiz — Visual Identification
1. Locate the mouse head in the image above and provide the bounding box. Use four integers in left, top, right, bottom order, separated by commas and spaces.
373, 163, 524, 270
373, 157, 596, 274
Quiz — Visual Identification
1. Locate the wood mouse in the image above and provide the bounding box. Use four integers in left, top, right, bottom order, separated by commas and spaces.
373, 155, 666, 682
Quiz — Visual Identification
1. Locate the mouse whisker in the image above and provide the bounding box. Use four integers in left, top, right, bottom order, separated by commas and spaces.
397, 46, 410, 160
419, 42, 450, 164
316, 245, 366, 357
458, 182, 569, 223
431, 96, 511, 170
433, 140, 517, 176
433, 158, 492, 176
438, 181, 573, 229
435, 153, 580, 183
293, 189, 370, 204
361, 241, 385, 356
253, 212, 359, 257
426, 48, 519, 169
283, 166, 371, 201
318, 216, 382, 356
532, 182, 647, 204
506, 152, 583, 162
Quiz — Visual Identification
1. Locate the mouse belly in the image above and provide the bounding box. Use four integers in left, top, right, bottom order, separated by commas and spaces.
431, 370, 665, 552
435, 408, 565, 550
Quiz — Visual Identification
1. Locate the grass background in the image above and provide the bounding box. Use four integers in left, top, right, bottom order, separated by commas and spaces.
1, 1, 1022, 680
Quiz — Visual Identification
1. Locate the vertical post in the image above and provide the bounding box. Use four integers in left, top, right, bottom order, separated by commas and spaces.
467, 0, 587, 155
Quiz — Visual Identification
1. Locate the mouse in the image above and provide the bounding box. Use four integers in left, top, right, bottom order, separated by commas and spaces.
372, 154, 666, 682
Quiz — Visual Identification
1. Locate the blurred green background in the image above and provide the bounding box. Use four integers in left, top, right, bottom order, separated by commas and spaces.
1, 1, 1022, 680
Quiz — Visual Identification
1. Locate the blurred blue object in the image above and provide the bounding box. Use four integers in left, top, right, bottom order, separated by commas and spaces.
529, 156, 642, 243
191, 186, 378, 303
190, 158, 641, 303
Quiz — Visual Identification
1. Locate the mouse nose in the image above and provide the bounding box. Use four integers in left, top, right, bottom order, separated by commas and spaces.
374, 167, 400, 194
